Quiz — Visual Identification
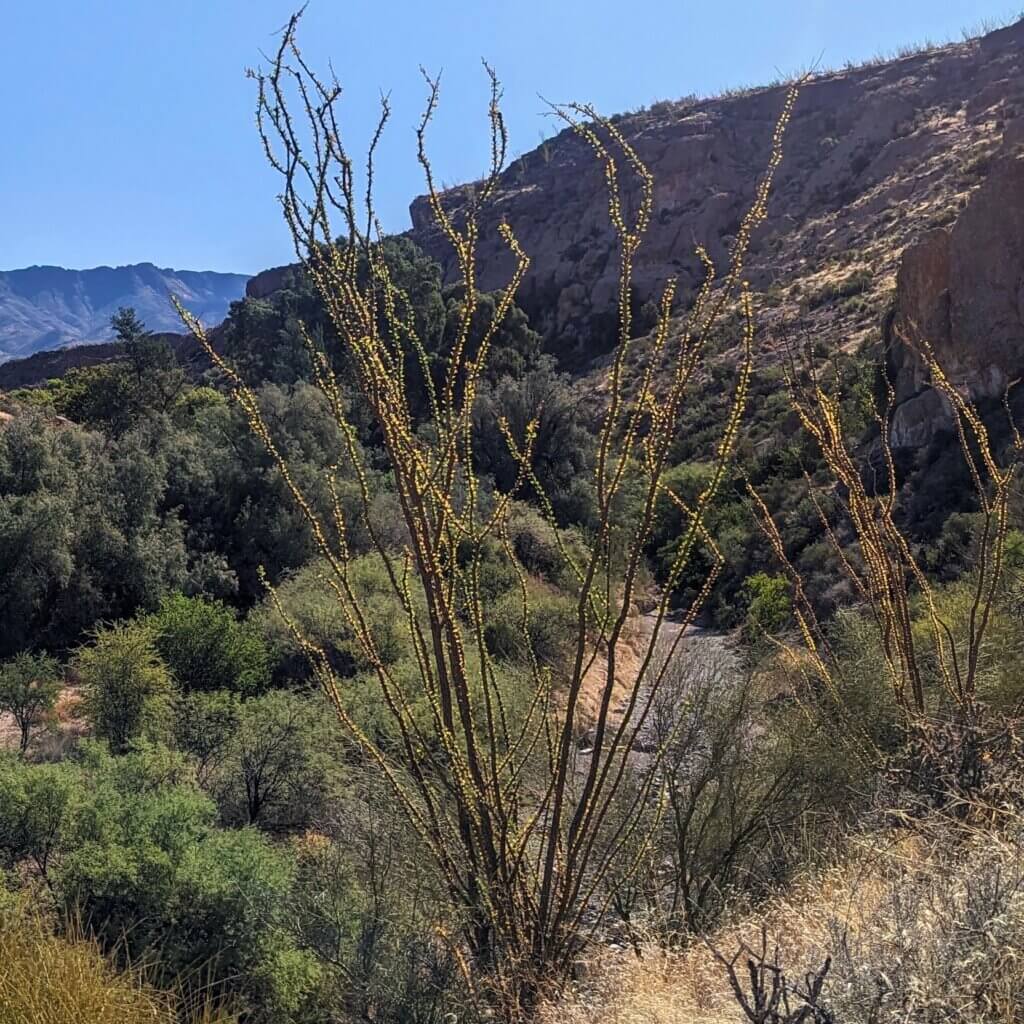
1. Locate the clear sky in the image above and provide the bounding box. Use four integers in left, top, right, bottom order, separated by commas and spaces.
2, 1, 1018, 275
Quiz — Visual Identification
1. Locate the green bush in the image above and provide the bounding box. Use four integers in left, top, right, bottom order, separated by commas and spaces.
259, 555, 416, 682
206, 690, 342, 831
149, 593, 269, 694
0, 743, 319, 1021
172, 690, 241, 787
0, 756, 82, 884
0, 652, 62, 754
740, 571, 792, 643
485, 586, 577, 669
289, 818, 462, 1023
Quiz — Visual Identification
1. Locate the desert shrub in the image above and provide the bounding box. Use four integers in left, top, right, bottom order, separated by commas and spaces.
258, 554, 419, 682
507, 503, 589, 590
740, 572, 792, 643
796, 608, 906, 757
148, 593, 270, 694
172, 690, 241, 787
290, 779, 464, 1024
906, 575, 1024, 713
461, 535, 520, 605
484, 586, 577, 669
644, 640, 849, 934
823, 824, 1024, 1022
817, 575, 1024, 759
75, 623, 175, 754
206, 690, 343, 831
650, 462, 758, 620
169, 827, 322, 1020
472, 362, 594, 524
0, 651, 62, 754
0, 755, 82, 885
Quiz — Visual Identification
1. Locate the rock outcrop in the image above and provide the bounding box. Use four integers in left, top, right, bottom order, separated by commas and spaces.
888, 112, 1024, 447
246, 265, 296, 300
408, 20, 1024, 367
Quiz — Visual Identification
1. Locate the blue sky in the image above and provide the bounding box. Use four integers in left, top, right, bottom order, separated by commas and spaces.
1, 1, 1018, 274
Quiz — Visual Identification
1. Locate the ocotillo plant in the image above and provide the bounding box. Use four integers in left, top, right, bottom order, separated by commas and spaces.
179, 10, 797, 1013
749, 334, 1020, 721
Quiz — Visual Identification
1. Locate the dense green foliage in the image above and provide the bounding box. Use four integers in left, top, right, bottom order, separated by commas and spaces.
74, 624, 175, 754
148, 594, 270, 694
0, 743, 319, 1019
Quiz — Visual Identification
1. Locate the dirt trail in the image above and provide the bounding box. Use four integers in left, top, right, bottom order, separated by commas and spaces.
577, 611, 730, 752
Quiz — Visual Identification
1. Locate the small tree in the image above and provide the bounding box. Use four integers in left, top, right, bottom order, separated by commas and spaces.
0, 757, 81, 890
213, 690, 338, 830
0, 653, 62, 755
741, 572, 792, 644
75, 624, 175, 754
173, 690, 241, 788
111, 306, 187, 413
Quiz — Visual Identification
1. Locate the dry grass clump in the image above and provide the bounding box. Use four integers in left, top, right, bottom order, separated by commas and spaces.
0, 913, 234, 1024
0, 915, 170, 1024
541, 818, 1024, 1024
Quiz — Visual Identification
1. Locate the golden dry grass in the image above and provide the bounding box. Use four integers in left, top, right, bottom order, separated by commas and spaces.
0, 917, 170, 1024
540, 823, 1023, 1024
0, 915, 235, 1024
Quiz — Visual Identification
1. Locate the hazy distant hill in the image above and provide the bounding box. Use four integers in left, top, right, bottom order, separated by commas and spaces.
0, 263, 249, 361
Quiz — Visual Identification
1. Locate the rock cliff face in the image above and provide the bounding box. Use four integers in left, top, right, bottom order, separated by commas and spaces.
888, 115, 1024, 447
408, 20, 1024, 380
246, 265, 295, 300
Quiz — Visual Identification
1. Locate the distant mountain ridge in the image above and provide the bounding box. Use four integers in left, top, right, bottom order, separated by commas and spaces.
0, 263, 249, 362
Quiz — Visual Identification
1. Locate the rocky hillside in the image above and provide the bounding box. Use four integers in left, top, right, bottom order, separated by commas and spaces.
0, 263, 249, 362
403, 18, 1023, 386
